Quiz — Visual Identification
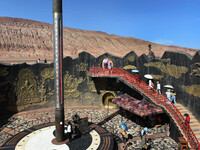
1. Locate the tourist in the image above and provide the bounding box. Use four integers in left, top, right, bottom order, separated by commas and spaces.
108, 61, 113, 74
37, 58, 40, 63
44, 58, 47, 63
122, 129, 128, 143
171, 89, 176, 105
149, 79, 154, 89
156, 81, 161, 94
140, 127, 148, 139
121, 122, 128, 145
102, 58, 109, 69
141, 131, 148, 150
67, 121, 72, 144
186, 115, 190, 124
135, 72, 139, 80
166, 89, 171, 103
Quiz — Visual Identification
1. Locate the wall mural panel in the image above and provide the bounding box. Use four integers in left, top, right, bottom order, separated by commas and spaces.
144, 62, 188, 79
0, 50, 200, 120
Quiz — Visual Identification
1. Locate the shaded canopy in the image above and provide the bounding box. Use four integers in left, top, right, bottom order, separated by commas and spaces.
111, 93, 164, 117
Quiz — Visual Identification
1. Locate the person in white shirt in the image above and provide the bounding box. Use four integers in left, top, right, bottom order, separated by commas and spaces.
149, 79, 154, 88
156, 81, 161, 94
166, 89, 172, 104
67, 121, 72, 143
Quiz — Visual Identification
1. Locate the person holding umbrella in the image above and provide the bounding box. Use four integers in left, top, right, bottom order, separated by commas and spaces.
144, 74, 154, 89
141, 131, 148, 150
132, 69, 139, 80
165, 89, 172, 103
121, 123, 128, 144
171, 89, 176, 105
164, 86, 172, 102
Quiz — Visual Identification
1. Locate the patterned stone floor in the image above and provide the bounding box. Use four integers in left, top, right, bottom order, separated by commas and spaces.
0, 107, 178, 149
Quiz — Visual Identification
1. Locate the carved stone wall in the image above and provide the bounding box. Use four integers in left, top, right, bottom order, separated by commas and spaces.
0, 50, 200, 121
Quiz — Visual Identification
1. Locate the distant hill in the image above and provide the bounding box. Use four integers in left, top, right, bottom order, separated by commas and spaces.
0, 17, 199, 63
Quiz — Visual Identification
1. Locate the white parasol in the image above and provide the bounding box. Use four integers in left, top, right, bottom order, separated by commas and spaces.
164, 85, 174, 89
144, 74, 153, 79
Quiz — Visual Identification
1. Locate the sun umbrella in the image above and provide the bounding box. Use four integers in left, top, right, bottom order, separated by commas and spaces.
164, 85, 174, 89
121, 123, 128, 131
132, 69, 139, 73
144, 74, 153, 79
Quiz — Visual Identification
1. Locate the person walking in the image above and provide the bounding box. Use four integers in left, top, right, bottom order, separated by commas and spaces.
156, 81, 161, 94
108, 61, 113, 74
171, 89, 176, 105
67, 121, 72, 144
121, 126, 128, 144
166, 89, 171, 104
149, 80, 154, 89
139, 127, 148, 139
186, 115, 190, 124
141, 131, 148, 150
44, 58, 47, 63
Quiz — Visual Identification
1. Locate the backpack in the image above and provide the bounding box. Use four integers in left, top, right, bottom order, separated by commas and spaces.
139, 128, 143, 135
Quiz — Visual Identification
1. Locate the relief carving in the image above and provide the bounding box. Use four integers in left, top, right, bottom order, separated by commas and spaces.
144, 62, 188, 78
64, 71, 83, 99
0, 67, 9, 76
127, 54, 135, 62
14, 68, 40, 105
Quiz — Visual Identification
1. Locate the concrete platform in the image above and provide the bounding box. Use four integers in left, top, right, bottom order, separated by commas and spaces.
16, 126, 69, 150
1, 123, 114, 150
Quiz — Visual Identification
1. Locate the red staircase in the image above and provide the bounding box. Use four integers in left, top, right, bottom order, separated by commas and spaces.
90, 67, 200, 150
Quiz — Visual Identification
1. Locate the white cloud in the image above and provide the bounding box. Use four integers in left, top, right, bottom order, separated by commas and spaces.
151, 39, 174, 45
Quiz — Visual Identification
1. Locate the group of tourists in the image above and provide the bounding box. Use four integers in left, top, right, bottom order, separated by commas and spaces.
146, 77, 177, 106
165, 88, 176, 105
121, 123, 152, 150
37, 58, 47, 63
102, 58, 113, 73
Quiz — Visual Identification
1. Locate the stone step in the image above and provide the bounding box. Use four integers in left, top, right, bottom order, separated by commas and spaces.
175, 103, 200, 143
194, 133, 200, 137
189, 124, 200, 128
192, 128, 200, 132
190, 119, 199, 123
176, 106, 187, 110
196, 135, 200, 140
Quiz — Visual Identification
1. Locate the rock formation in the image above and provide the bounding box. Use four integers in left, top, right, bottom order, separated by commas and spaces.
0, 17, 199, 64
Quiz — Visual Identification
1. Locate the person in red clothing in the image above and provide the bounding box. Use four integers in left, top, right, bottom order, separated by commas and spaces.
135, 72, 139, 79
186, 115, 190, 124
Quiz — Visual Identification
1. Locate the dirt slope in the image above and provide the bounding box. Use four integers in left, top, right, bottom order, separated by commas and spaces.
0, 17, 199, 64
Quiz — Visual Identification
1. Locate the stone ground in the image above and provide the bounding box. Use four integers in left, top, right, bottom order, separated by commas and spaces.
0, 107, 178, 149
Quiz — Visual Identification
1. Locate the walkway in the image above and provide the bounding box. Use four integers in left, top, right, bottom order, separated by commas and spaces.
0, 107, 178, 149
176, 103, 200, 143
90, 67, 200, 149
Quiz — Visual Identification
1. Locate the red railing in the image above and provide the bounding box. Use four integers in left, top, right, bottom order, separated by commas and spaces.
90, 67, 200, 150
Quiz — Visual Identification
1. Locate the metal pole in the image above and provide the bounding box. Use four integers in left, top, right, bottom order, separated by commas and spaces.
53, 0, 65, 142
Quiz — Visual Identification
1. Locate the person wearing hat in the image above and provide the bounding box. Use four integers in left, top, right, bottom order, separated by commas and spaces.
171, 89, 176, 105
186, 115, 190, 124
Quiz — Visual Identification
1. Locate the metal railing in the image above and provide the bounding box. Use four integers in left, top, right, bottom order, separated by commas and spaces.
90, 67, 200, 150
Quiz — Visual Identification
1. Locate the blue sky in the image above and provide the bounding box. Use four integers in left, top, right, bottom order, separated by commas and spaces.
1, 0, 200, 49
